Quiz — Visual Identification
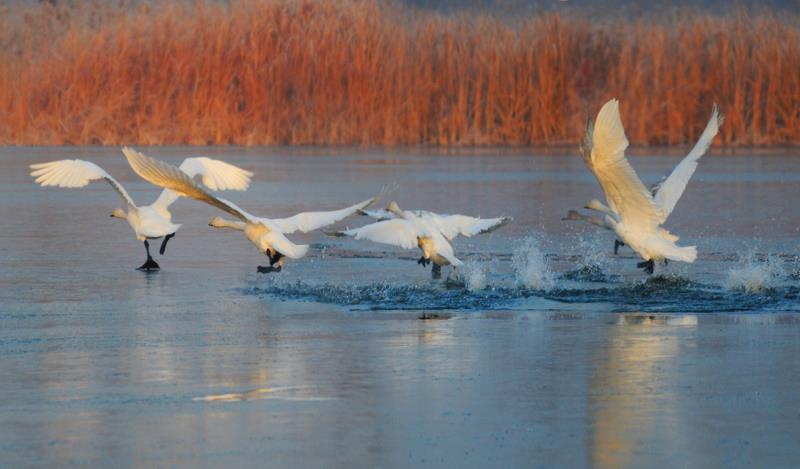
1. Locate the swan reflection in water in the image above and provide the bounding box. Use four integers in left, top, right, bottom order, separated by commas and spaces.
589, 313, 697, 468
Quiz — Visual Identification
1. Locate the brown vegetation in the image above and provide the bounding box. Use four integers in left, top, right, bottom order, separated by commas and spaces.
0, 0, 798, 146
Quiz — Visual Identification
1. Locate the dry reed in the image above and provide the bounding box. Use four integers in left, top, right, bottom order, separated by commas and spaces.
0, 0, 798, 146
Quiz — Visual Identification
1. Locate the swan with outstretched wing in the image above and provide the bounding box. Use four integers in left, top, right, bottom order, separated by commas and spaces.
332, 201, 466, 278
566, 105, 722, 258
123, 147, 383, 273
579, 99, 703, 274
30, 153, 252, 270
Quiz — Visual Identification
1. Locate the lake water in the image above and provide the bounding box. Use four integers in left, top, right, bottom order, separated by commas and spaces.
1, 146, 799, 467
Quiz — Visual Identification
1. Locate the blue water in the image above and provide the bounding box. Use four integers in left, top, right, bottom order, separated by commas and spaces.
1, 147, 799, 467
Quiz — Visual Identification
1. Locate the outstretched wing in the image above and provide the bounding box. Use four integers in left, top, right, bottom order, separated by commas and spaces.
153, 156, 253, 209
121, 147, 254, 222
358, 208, 397, 220
653, 105, 723, 219
583, 99, 663, 230
30, 159, 136, 208
271, 197, 379, 234
425, 214, 512, 240
333, 219, 420, 250
179, 157, 253, 191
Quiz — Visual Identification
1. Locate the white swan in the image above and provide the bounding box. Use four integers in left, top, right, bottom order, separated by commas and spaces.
121, 147, 381, 273
208, 197, 385, 272
579, 99, 703, 274
359, 202, 512, 241
567, 104, 723, 256
30, 154, 252, 270
331, 201, 465, 278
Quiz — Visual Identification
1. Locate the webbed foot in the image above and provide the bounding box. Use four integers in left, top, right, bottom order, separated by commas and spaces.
137, 257, 160, 271
257, 265, 283, 274
636, 259, 655, 275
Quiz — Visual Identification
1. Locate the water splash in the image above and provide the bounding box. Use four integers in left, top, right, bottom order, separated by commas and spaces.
725, 253, 786, 293
561, 235, 612, 282
461, 260, 487, 291
512, 237, 555, 290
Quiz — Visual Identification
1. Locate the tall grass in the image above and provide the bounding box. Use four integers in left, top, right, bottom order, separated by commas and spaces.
1, 0, 798, 146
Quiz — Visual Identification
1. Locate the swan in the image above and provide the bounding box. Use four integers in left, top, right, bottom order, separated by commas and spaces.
359, 202, 512, 241
30, 154, 252, 270
567, 104, 723, 256
121, 147, 381, 273
330, 201, 466, 278
579, 99, 704, 274
207, 197, 386, 272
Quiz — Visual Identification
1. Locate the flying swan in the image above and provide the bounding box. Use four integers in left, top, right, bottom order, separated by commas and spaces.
121, 147, 382, 273
566, 104, 723, 256
579, 99, 705, 274
331, 201, 491, 278
30, 154, 252, 270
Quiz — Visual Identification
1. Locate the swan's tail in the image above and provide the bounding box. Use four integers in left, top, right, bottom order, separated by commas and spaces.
662, 244, 697, 263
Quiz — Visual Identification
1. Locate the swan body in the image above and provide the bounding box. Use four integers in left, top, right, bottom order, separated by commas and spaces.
580, 99, 709, 274
122, 147, 377, 273
30, 156, 251, 270
333, 201, 466, 278
568, 104, 722, 258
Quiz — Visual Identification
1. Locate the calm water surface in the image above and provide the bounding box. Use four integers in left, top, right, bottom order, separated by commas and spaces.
1, 147, 799, 467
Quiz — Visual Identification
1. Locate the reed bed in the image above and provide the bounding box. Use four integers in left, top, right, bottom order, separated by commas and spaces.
0, 0, 798, 146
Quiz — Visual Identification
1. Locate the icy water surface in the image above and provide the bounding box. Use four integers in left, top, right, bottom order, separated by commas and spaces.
1, 147, 800, 467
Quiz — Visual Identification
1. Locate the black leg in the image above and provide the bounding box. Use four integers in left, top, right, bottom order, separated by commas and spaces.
431, 263, 442, 279
159, 233, 176, 255
268, 252, 284, 267
614, 239, 624, 255
138, 240, 160, 271
636, 259, 654, 275
664, 259, 669, 266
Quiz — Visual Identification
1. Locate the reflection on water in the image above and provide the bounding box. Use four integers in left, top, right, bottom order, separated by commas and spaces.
590, 314, 697, 468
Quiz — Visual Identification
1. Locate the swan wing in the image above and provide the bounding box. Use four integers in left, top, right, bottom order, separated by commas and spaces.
358, 208, 396, 220
271, 197, 380, 234
584, 99, 662, 230
30, 159, 136, 208
121, 147, 255, 223
153, 157, 253, 209
178, 157, 253, 191
426, 214, 512, 240
335, 219, 420, 250
654, 105, 723, 218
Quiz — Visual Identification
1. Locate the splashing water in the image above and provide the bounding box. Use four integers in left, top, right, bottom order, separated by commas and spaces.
561, 234, 613, 282
461, 260, 488, 292
725, 253, 786, 293
513, 237, 555, 290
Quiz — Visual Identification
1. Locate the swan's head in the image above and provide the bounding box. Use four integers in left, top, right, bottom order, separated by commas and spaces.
110, 208, 127, 219
584, 199, 607, 212
208, 216, 227, 227
562, 210, 584, 221
387, 201, 402, 215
